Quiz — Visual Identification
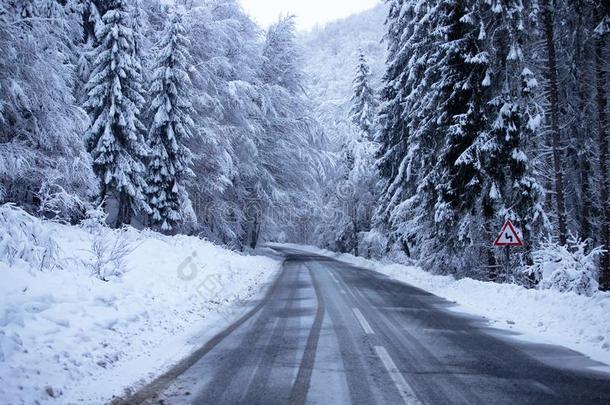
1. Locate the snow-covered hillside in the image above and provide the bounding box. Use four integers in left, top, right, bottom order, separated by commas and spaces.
299, 3, 387, 147
0, 205, 281, 404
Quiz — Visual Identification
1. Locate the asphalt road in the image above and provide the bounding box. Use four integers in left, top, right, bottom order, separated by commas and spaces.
122, 246, 610, 405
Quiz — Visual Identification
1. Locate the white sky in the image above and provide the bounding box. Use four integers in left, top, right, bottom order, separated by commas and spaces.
239, 0, 380, 31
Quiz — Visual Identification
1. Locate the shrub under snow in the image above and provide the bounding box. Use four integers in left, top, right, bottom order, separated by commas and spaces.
359, 229, 388, 258
526, 236, 602, 296
0, 203, 60, 271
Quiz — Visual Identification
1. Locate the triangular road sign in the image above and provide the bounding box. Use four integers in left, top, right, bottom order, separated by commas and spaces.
494, 220, 524, 247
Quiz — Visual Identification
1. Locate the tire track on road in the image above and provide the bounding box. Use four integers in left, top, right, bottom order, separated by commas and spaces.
113, 262, 287, 405
289, 263, 325, 405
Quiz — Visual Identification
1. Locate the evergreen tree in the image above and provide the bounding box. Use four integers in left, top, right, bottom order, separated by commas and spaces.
594, 3, 610, 290
83, 0, 149, 227
76, 1, 102, 104
413, 0, 491, 274
479, 1, 546, 279
541, 0, 569, 246
146, 10, 194, 232
350, 50, 378, 141
564, 0, 596, 243
339, 50, 380, 255
376, 0, 411, 204
130, 0, 151, 96
375, 0, 439, 255
376, 0, 546, 277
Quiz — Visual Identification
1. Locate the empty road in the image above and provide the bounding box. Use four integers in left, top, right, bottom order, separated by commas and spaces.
120, 246, 610, 404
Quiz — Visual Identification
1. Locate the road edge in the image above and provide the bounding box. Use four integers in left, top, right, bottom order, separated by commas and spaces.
111, 258, 287, 404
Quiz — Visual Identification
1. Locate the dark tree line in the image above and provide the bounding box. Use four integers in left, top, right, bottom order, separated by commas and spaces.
375, 0, 610, 291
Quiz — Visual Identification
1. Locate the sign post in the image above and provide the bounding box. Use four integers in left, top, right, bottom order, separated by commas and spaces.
493, 220, 524, 276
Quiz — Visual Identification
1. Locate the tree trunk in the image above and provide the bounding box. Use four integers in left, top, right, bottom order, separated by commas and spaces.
249, 218, 260, 249
115, 192, 131, 229
485, 219, 498, 281
574, 1, 594, 241
595, 29, 610, 291
542, 0, 568, 246
579, 155, 593, 240
352, 209, 359, 257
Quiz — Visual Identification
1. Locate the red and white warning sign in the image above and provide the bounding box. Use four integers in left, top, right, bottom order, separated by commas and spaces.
494, 220, 524, 247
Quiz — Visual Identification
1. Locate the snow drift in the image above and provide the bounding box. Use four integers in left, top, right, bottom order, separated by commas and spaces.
0, 205, 281, 404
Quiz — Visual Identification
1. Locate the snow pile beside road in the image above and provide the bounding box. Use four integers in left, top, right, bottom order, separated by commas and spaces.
272, 243, 610, 367
1, 208, 281, 404
368, 261, 610, 367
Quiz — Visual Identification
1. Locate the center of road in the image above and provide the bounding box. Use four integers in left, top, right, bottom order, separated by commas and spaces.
288, 264, 326, 405
352, 307, 375, 335
374, 346, 422, 405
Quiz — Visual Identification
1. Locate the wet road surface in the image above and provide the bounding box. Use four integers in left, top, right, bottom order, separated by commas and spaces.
120, 246, 610, 404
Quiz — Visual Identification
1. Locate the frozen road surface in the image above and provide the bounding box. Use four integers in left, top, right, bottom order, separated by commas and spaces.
119, 246, 610, 404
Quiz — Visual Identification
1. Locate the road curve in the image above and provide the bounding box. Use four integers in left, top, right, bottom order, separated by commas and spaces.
119, 246, 610, 405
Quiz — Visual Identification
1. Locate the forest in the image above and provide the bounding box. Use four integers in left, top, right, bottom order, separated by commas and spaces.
1, 0, 325, 249
2, 0, 610, 295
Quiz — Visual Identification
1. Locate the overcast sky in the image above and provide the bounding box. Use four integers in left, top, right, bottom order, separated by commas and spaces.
239, 0, 380, 31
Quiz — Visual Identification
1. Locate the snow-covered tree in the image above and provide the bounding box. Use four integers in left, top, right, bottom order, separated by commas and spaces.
0, 0, 94, 220
146, 10, 194, 232
75, 1, 102, 104
375, 0, 547, 277
593, 2, 610, 291
350, 50, 378, 141
83, 0, 149, 228
526, 235, 602, 296
478, 2, 547, 278
329, 50, 381, 256
131, 0, 149, 62
183, 0, 263, 247
416, 0, 491, 274
375, 0, 439, 256
540, 0, 569, 246
256, 15, 323, 248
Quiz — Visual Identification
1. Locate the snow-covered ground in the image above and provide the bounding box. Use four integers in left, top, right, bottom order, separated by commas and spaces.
1, 207, 281, 404
271, 243, 610, 369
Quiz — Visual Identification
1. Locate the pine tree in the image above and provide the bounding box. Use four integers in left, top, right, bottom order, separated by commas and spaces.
594, 4, 610, 290
375, 0, 443, 256
341, 50, 380, 255
375, 0, 415, 248
475, 0, 546, 279
146, 10, 194, 232
567, 0, 596, 242
376, 0, 544, 276
76, 1, 101, 104
418, 0, 492, 274
350, 50, 378, 141
541, 0, 568, 245
83, 0, 149, 227
130, 0, 151, 92
376, 0, 410, 190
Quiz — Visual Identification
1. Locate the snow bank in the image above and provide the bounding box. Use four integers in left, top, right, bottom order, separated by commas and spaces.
526, 237, 602, 296
1, 208, 281, 404
272, 243, 610, 367
371, 262, 610, 367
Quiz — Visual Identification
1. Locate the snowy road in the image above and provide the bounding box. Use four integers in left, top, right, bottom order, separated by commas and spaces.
119, 246, 610, 404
